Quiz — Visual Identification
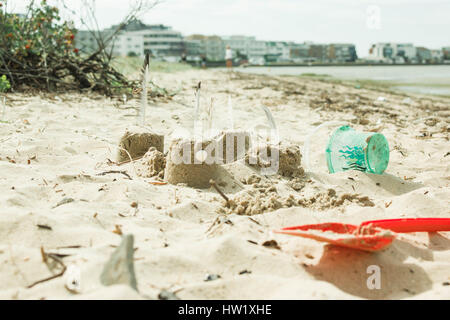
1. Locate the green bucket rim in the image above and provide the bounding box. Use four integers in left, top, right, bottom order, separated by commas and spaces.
365, 133, 389, 174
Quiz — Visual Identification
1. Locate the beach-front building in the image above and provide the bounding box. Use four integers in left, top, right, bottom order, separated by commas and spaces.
108, 32, 144, 57
185, 35, 225, 61
76, 20, 364, 64
136, 24, 184, 58
184, 38, 203, 60
289, 42, 312, 62
368, 43, 417, 63
186, 35, 269, 64
112, 21, 184, 59
416, 47, 432, 63
368, 43, 448, 64
368, 43, 392, 62
185, 36, 359, 64
264, 41, 290, 62
221, 35, 253, 59
430, 49, 444, 63
327, 43, 357, 62
76, 20, 184, 59
247, 40, 267, 61
395, 43, 417, 62
443, 47, 450, 61
308, 44, 328, 62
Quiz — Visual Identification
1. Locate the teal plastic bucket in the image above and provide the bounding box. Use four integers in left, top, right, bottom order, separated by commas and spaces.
325, 126, 389, 174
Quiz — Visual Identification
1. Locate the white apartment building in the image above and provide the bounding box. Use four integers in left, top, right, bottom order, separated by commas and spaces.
132, 25, 184, 58
188, 35, 290, 62
205, 37, 226, 61
222, 35, 254, 58
221, 36, 270, 59
368, 43, 393, 61
247, 40, 267, 58
430, 49, 443, 62
76, 30, 144, 57
109, 32, 143, 57
395, 43, 416, 61
368, 43, 416, 62
265, 41, 290, 61
221, 36, 295, 62
185, 35, 225, 61
185, 38, 203, 58
76, 21, 183, 58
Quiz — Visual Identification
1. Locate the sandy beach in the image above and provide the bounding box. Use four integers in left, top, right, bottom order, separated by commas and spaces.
0, 68, 449, 300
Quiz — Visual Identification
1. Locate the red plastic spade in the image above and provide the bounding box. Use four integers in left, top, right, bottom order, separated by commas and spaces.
274, 218, 450, 252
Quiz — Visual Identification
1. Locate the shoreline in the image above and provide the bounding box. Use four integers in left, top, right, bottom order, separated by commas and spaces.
188, 61, 450, 68
230, 64, 450, 98
246, 62, 450, 67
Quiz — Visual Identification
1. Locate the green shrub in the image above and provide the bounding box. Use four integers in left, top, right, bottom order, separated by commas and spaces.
0, 0, 130, 95
1, 0, 77, 63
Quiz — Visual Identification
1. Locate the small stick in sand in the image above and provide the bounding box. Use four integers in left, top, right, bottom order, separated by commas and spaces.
108, 154, 146, 166
116, 155, 145, 166
209, 179, 229, 205
248, 217, 261, 226
148, 181, 167, 185
28, 248, 67, 288
205, 216, 220, 234
112, 224, 123, 235
56, 245, 83, 249
40, 246, 47, 263
96, 170, 132, 180
193, 81, 202, 137
37, 224, 52, 230
139, 53, 150, 126
93, 213, 105, 229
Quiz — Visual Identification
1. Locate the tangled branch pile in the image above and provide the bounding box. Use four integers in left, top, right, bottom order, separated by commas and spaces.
0, 0, 134, 95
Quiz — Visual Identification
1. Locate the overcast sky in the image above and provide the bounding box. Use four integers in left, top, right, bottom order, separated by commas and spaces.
8, 0, 450, 57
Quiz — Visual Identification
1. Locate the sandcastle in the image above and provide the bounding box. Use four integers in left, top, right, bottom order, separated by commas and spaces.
246, 143, 303, 177
164, 128, 252, 188
135, 147, 166, 179
120, 78, 296, 188
117, 127, 164, 162
164, 138, 219, 188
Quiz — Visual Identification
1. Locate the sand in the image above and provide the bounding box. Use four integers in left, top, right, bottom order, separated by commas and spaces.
0, 68, 449, 300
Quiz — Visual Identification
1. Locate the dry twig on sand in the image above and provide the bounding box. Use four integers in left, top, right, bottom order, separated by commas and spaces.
209, 179, 230, 206
27, 247, 67, 289
96, 170, 132, 180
